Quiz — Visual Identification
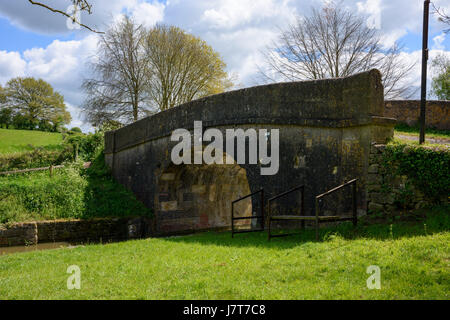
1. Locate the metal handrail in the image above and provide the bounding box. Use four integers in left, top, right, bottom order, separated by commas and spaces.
268, 185, 305, 240
315, 179, 358, 240
231, 189, 264, 237
268, 185, 305, 203
232, 188, 263, 204
316, 178, 357, 199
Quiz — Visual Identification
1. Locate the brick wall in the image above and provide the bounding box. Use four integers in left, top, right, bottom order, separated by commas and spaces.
384, 100, 450, 130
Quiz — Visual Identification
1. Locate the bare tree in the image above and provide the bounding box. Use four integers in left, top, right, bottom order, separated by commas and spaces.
28, 0, 102, 33
82, 16, 150, 125
432, 3, 450, 34
144, 25, 233, 111
259, 2, 417, 99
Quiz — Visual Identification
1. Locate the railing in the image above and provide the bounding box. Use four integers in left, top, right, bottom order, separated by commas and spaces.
267, 185, 305, 239
0, 165, 64, 176
231, 189, 264, 237
315, 178, 358, 240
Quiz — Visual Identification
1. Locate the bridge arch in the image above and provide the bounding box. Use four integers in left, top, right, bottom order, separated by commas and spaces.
104, 69, 395, 236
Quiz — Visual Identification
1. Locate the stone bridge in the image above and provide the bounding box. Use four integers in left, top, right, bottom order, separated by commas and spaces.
104, 69, 395, 235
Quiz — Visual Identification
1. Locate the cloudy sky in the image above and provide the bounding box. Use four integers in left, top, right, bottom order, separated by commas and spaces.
0, 0, 449, 132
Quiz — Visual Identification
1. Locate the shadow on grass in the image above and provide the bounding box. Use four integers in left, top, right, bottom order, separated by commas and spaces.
163, 205, 450, 249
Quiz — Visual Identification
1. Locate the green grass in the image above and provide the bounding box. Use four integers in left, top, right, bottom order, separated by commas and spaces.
394, 124, 450, 141
0, 128, 63, 154
0, 157, 151, 224
0, 207, 448, 300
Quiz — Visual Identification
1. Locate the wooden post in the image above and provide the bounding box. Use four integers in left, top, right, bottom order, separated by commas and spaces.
419, 0, 430, 144
49, 165, 53, 178
75, 143, 79, 161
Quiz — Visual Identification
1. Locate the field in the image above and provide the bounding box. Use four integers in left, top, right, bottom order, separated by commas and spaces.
0, 128, 63, 154
0, 207, 448, 300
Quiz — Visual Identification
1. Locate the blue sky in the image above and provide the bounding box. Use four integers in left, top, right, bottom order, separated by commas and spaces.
0, 0, 449, 132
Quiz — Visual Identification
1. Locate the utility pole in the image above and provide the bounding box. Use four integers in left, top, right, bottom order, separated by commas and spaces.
419, 0, 430, 144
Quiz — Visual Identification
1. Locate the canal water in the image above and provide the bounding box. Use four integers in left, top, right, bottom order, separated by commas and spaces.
0, 242, 73, 255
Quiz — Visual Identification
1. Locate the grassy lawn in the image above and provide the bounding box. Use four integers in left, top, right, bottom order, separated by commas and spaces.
394, 125, 450, 144
1, 207, 448, 300
0, 128, 63, 154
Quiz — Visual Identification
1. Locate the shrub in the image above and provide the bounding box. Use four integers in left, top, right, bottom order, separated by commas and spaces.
66, 131, 103, 162
381, 142, 450, 202
0, 145, 74, 172
0, 156, 151, 224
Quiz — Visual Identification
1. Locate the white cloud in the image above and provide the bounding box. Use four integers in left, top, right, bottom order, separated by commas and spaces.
432, 33, 447, 50
127, 0, 165, 28
1, 0, 449, 130
0, 51, 26, 83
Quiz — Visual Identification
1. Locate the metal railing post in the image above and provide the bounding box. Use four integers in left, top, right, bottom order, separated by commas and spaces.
352, 181, 357, 227
315, 197, 319, 241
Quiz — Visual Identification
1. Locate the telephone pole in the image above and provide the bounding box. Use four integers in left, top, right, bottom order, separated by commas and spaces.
419, 0, 430, 144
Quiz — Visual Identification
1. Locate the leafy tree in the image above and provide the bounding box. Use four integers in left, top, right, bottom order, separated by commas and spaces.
259, 1, 416, 99
0, 85, 11, 128
70, 127, 83, 133
0, 109, 13, 129
0, 84, 5, 104
144, 24, 233, 111
5, 77, 72, 131
431, 54, 450, 100
82, 18, 233, 125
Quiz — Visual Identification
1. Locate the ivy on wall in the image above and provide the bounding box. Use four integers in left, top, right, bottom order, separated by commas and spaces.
381, 142, 450, 202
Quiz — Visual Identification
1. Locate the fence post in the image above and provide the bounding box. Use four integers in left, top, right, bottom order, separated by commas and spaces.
49, 165, 53, 178
74, 143, 79, 161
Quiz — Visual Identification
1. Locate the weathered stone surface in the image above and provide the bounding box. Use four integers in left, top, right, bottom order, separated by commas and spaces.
384, 100, 450, 130
368, 164, 379, 174
104, 70, 396, 235
368, 202, 384, 212
0, 218, 152, 247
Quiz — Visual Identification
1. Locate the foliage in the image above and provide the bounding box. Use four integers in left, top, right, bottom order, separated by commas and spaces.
2, 77, 71, 132
66, 130, 103, 162
381, 142, 450, 201
0, 146, 73, 172
0, 207, 449, 299
0, 155, 151, 225
70, 127, 82, 133
144, 24, 234, 111
82, 17, 233, 125
431, 54, 450, 100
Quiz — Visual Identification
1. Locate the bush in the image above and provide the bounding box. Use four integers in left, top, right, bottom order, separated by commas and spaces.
70, 127, 82, 133
0, 155, 151, 224
0, 145, 74, 172
66, 131, 103, 162
381, 142, 450, 202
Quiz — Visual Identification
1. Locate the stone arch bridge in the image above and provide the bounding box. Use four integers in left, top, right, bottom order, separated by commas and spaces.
104, 69, 395, 235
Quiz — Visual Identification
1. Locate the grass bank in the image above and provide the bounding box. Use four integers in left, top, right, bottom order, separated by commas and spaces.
0, 206, 448, 299
0, 128, 63, 154
0, 154, 151, 225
